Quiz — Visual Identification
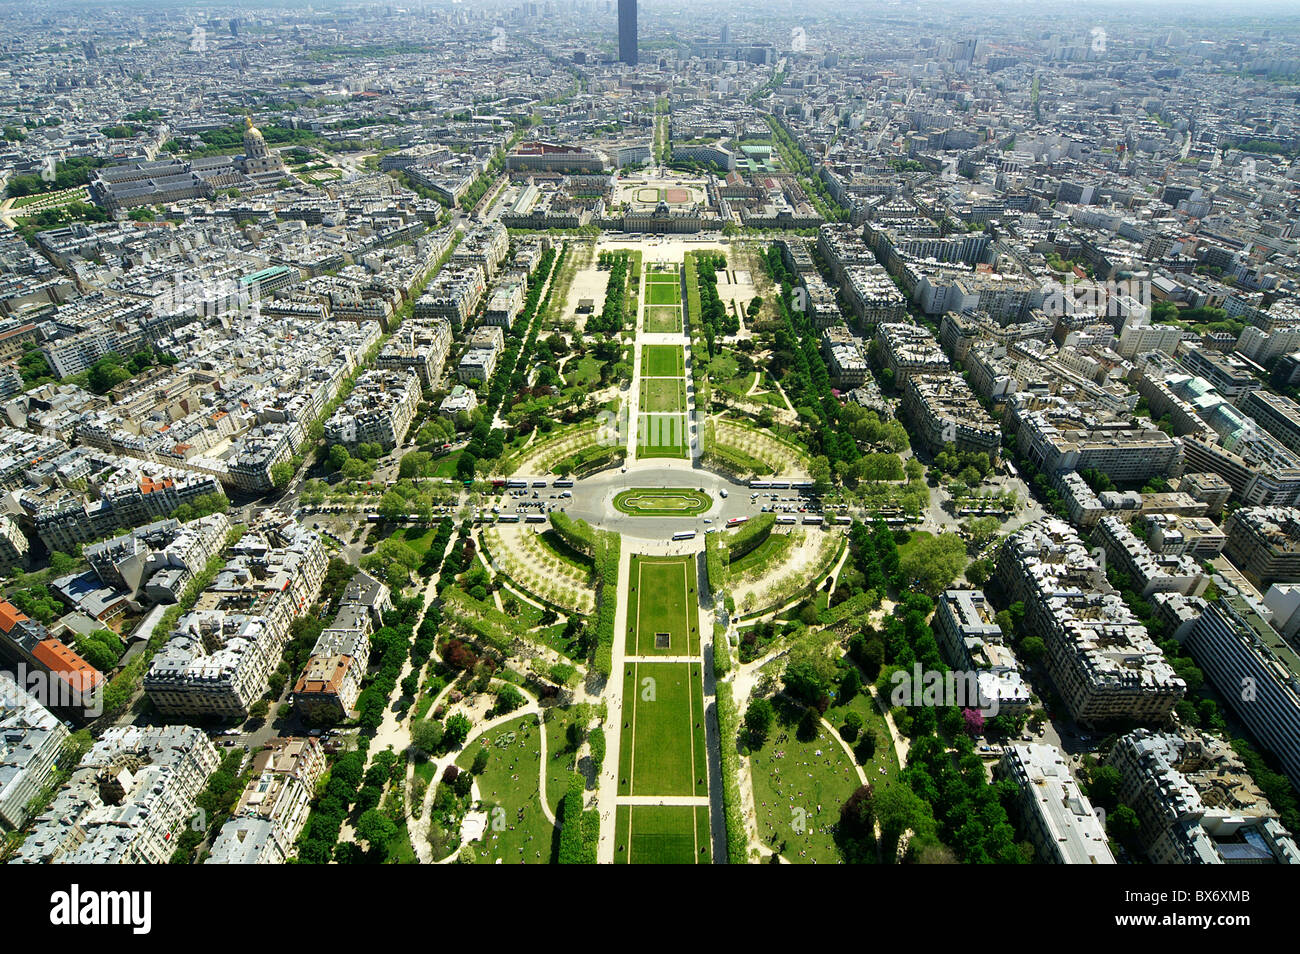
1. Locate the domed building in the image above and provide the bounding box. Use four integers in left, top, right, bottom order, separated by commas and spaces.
238, 116, 287, 180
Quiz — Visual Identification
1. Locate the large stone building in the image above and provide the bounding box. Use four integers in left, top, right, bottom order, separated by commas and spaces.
996, 519, 1185, 724
13, 725, 219, 864
1106, 728, 1300, 864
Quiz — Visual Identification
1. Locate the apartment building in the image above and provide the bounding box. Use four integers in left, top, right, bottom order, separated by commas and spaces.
996, 519, 1185, 724
144, 521, 327, 717
1223, 506, 1300, 587
0, 671, 69, 830
324, 370, 421, 451
1093, 515, 1208, 598
376, 319, 452, 388
206, 737, 326, 865
13, 725, 220, 864
1183, 597, 1300, 789
874, 322, 951, 382
820, 326, 869, 387
1241, 389, 1300, 456
933, 589, 1030, 714
996, 744, 1115, 864
414, 266, 485, 333
901, 372, 1000, 457
1106, 728, 1300, 864
458, 325, 505, 385
1014, 408, 1183, 484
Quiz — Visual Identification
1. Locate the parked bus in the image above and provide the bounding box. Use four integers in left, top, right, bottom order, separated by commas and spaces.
553, 479, 575, 488
775, 515, 797, 525
525, 514, 546, 523
725, 516, 749, 528
491, 479, 507, 489
802, 515, 824, 525
505, 479, 527, 489
672, 530, 697, 541
498, 514, 521, 523
749, 480, 772, 489
770, 481, 791, 490
792, 481, 815, 491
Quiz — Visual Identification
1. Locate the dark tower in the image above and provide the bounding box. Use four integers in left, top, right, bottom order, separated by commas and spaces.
618, 0, 637, 65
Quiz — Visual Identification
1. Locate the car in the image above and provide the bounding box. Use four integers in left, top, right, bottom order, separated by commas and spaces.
703, 517, 712, 524
719, 489, 728, 498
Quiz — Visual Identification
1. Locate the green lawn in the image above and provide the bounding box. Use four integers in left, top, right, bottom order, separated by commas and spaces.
625, 555, 699, 655
748, 704, 862, 864
641, 344, 685, 377
824, 684, 903, 788
391, 525, 442, 559
647, 282, 682, 306
614, 804, 711, 864
728, 532, 791, 576
544, 708, 581, 809
637, 413, 689, 458
563, 355, 602, 387
617, 661, 707, 797
639, 376, 686, 413
455, 715, 553, 864
613, 488, 711, 518
644, 305, 683, 334
432, 450, 464, 479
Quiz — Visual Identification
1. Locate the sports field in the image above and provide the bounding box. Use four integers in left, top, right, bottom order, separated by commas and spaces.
614, 804, 711, 864
644, 305, 683, 334
639, 376, 686, 413
617, 660, 707, 796
641, 344, 685, 377
625, 555, 700, 655
613, 487, 711, 517
637, 413, 688, 458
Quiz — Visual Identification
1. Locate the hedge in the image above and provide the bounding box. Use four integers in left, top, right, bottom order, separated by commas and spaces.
715, 685, 748, 863
587, 726, 606, 776
723, 512, 776, 562
589, 528, 620, 677
556, 772, 590, 863
704, 530, 728, 595
550, 511, 598, 557
551, 512, 620, 677
713, 623, 731, 678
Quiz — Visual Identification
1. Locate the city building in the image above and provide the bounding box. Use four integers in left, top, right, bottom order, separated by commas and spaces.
1106, 728, 1300, 864
13, 725, 220, 864
996, 744, 1115, 864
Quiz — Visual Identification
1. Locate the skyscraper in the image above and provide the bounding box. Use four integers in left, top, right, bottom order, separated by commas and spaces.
618, 0, 637, 66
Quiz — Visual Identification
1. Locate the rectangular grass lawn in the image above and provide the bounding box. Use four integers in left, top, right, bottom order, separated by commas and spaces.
637, 413, 688, 458
639, 377, 686, 413
646, 281, 681, 306
644, 305, 683, 334
641, 344, 684, 377
615, 804, 711, 864
617, 661, 707, 797
625, 555, 697, 655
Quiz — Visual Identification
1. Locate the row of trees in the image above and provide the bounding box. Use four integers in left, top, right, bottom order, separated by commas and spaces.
761, 246, 862, 468
692, 252, 735, 356
588, 251, 634, 336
